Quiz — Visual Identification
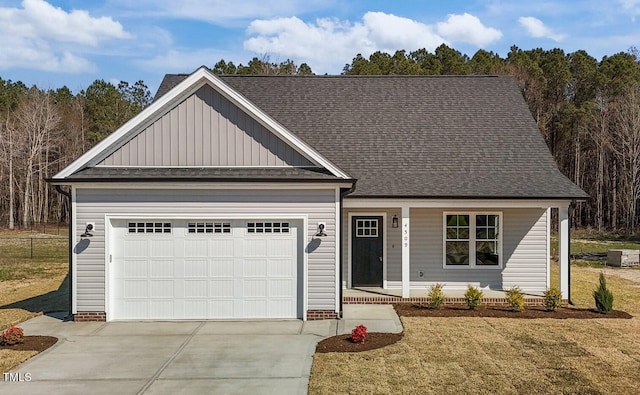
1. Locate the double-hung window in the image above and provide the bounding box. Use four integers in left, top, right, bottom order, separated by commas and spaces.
444, 212, 501, 268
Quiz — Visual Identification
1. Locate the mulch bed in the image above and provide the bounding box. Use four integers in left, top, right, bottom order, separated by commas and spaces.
316, 332, 404, 353
0, 336, 58, 352
393, 304, 633, 319
316, 305, 633, 353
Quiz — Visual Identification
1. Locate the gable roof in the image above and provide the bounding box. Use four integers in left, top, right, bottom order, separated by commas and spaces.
52, 67, 350, 181
157, 73, 587, 199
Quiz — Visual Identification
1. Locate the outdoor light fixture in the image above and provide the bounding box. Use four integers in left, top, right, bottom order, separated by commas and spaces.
316, 222, 327, 237
392, 215, 399, 228
81, 223, 94, 238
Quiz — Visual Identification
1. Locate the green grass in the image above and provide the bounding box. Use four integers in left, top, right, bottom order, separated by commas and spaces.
0, 235, 68, 281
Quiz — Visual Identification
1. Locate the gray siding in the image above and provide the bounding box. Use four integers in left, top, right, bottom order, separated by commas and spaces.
344, 207, 548, 292
99, 85, 314, 167
74, 188, 337, 313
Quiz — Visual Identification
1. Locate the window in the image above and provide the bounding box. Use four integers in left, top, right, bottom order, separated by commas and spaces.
444, 213, 501, 268
355, 219, 378, 237
247, 222, 289, 234
128, 222, 172, 234
187, 222, 231, 234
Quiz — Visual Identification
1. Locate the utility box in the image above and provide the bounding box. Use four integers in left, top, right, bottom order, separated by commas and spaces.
607, 249, 640, 267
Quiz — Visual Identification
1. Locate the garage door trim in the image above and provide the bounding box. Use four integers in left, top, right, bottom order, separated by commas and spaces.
104, 213, 309, 321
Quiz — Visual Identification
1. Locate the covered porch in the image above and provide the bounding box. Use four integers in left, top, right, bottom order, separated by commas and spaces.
342, 199, 572, 301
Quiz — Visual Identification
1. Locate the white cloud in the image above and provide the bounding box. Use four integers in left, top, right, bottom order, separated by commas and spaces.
518, 16, 566, 41
244, 12, 452, 73
436, 13, 502, 46
107, 0, 330, 25
0, 0, 130, 72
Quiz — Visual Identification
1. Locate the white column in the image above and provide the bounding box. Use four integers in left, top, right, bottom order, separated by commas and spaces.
401, 206, 410, 298
558, 205, 569, 300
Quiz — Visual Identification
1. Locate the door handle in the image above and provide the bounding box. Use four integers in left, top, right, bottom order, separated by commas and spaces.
378, 257, 383, 262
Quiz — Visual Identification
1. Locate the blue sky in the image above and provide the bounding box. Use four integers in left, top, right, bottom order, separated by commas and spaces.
1, 0, 640, 94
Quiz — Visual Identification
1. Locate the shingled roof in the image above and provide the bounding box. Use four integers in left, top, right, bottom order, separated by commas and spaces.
155, 72, 587, 199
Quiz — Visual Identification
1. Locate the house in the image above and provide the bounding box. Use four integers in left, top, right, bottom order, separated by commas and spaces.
50, 66, 587, 321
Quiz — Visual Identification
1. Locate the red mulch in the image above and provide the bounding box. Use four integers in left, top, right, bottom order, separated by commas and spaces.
393, 304, 633, 319
0, 336, 58, 352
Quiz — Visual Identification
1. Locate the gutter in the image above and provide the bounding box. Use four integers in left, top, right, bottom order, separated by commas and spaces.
338, 183, 357, 319
54, 185, 73, 320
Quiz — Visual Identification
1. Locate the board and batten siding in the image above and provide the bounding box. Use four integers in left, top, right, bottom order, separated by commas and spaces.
343, 207, 548, 292
98, 85, 314, 167
74, 188, 337, 313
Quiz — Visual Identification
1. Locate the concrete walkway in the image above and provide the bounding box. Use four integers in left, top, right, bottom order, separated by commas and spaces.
1, 306, 402, 395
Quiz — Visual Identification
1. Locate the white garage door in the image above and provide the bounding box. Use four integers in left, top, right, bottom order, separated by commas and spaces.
109, 219, 299, 320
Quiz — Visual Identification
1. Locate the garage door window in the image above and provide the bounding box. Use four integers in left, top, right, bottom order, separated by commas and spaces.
247, 222, 289, 234
187, 222, 231, 234
128, 222, 172, 234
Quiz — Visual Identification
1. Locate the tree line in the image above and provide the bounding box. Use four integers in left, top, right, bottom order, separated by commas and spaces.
2, 47, 640, 233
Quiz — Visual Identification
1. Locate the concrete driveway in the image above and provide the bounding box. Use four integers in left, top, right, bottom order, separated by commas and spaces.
1, 315, 337, 395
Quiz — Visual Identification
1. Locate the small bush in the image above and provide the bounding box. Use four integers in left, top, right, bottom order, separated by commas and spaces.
427, 283, 445, 309
464, 285, 483, 310
505, 287, 525, 312
593, 272, 614, 314
543, 287, 563, 311
0, 325, 24, 346
350, 324, 367, 344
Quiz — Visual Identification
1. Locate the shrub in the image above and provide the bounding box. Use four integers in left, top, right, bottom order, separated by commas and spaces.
0, 325, 24, 346
543, 287, 563, 311
427, 283, 445, 309
464, 285, 483, 310
593, 272, 614, 314
504, 287, 525, 312
350, 324, 367, 344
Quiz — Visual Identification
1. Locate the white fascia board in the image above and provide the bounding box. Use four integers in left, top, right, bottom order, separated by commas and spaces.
54, 66, 350, 180
343, 198, 573, 209
57, 182, 354, 190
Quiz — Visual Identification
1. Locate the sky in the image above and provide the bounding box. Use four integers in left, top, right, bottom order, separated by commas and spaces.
1, 0, 640, 94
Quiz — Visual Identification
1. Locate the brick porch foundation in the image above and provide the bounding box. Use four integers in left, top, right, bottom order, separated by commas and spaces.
344, 296, 568, 306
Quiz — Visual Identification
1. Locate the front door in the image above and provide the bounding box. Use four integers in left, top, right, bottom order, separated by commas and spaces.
352, 216, 383, 287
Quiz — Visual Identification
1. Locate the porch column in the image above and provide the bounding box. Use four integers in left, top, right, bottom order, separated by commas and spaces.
558, 205, 569, 300
402, 206, 410, 298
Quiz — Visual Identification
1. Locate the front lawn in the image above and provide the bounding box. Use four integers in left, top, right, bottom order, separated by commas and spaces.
310, 265, 640, 394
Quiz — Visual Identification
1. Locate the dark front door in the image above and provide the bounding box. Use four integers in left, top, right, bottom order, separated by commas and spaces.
352, 216, 383, 287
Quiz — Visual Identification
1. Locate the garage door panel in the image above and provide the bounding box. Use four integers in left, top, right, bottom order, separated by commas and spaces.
185, 239, 208, 256
185, 260, 208, 277
210, 279, 233, 297
124, 280, 148, 298
150, 240, 174, 257
243, 260, 267, 277
112, 220, 299, 320
185, 280, 207, 297
243, 279, 267, 297
150, 260, 174, 277
210, 239, 234, 257
123, 260, 148, 277
150, 280, 174, 298
209, 260, 233, 277
124, 240, 148, 257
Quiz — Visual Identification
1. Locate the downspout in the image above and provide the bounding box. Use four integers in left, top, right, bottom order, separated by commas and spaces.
338, 184, 356, 319
55, 185, 73, 319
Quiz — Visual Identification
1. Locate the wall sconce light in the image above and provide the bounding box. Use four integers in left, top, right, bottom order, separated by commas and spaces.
81, 223, 94, 238
316, 222, 327, 237
392, 215, 399, 228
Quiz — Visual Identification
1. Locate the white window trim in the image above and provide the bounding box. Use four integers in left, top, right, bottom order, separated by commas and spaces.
442, 211, 503, 270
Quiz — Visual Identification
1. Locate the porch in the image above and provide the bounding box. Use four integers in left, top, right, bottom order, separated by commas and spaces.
343, 288, 546, 306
